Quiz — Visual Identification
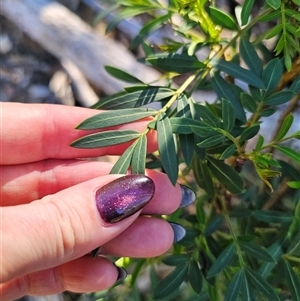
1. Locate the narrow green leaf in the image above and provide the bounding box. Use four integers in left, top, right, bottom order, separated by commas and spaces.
239, 125, 260, 142
266, 0, 281, 9
191, 124, 218, 138
194, 103, 220, 127
241, 0, 255, 25
258, 10, 281, 22
264, 91, 294, 106
246, 268, 280, 300
105, 66, 144, 84
131, 135, 147, 174
239, 240, 275, 262
224, 269, 243, 301
211, 73, 246, 122
275, 145, 300, 164
254, 135, 265, 151
219, 144, 236, 160
110, 144, 135, 174
162, 254, 190, 266
152, 263, 188, 299
76, 108, 156, 130
240, 36, 263, 77
262, 58, 282, 96
204, 215, 224, 236
290, 75, 300, 93
241, 92, 257, 112
241, 269, 256, 301
157, 112, 178, 185
207, 244, 236, 278
222, 98, 235, 132
209, 7, 238, 30
170, 117, 197, 134
284, 259, 300, 301
177, 94, 192, 118
193, 157, 216, 197
253, 210, 294, 223
287, 181, 300, 189
93, 87, 174, 109
212, 59, 264, 89
147, 53, 205, 73
197, 134, 225, 148
275, 113, 294, 141
71, 130, 140, 149
259, 241, 284, 278
131, 14, 170, 49
179, 134, 194, 166
207, 156, 245, 194
189, 260, 203, 294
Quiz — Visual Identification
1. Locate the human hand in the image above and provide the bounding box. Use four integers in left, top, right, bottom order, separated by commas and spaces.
0, 103, 194, 300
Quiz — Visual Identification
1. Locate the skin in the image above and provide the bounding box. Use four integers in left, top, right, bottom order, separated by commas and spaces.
0, 103, 182, 300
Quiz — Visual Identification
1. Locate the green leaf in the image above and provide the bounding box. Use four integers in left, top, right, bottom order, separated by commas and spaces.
147, 53, 205, 73
241, 270, 256, 301
239, 125, 260, 142
76, 108, 156, 130
254, 135, 265, 151
241, 93, 257, 112
197, 134, 225, 148
71, 130, 140, 149
188, 260, 203, 294
219, 144, 236, 160
240, 36, 263, 77
105, 66, 144, 84
246, 268, 280, 300
290, 75, 300, 93
179, 134, 195, 166
241, 0, 255, 25
262, 58, 282, 96
211, 73, 246, 122
207, 156, 245, 194
204, 215, 224, 236
162, 254, 190, 266
209, 7, 238, 30
224, 269, 243, 301
170, 117, 197, 134
152, 263, 188, 299
193, 157, 216, 197
274, 145, 300, 164
264, 91, 294, 106
287, 181, 300, 189
284, 259, 300, 301
266, 0, 281, 9
157, 112, 178, 185
93, 87, 174, 109
259, 241, 284, 278
222, 98, 235, 132
239, 240, 275, 262
131, 14, 170, 49
253, 210, 294, 223
191, 124, 218, 138
274, 113, 294, 141
110, 144, 135, 174
207, 244, 236, 278
212, 59, 264, 89
194, 103, 220, 127
131, 135, 147, 174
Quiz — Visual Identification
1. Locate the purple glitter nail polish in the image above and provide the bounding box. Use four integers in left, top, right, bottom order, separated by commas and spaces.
96, 175, 155, 223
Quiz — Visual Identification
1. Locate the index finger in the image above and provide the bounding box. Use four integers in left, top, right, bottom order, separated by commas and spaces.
0, 103, 157, 165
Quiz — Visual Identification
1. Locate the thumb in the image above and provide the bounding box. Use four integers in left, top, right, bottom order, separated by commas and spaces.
1, 174, 154, 282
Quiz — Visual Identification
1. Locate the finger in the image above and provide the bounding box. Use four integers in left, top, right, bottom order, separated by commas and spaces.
101, 216, 175, 257
1, 174, 154, 282
1, 163, 181, 216
0, 256, 122, 300
0, 102, 157, 165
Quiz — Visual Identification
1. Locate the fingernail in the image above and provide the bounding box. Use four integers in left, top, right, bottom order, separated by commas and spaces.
179, 185, 196, 207
96, 175, 155, 223
116, 266, 127, 282
169, 222, 186, 243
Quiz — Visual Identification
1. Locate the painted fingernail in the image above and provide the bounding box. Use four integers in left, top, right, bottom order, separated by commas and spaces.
116, 266, 127, 282
96, 175, 155, 223
179, 185, 196, 207
169, 222, 186, 243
